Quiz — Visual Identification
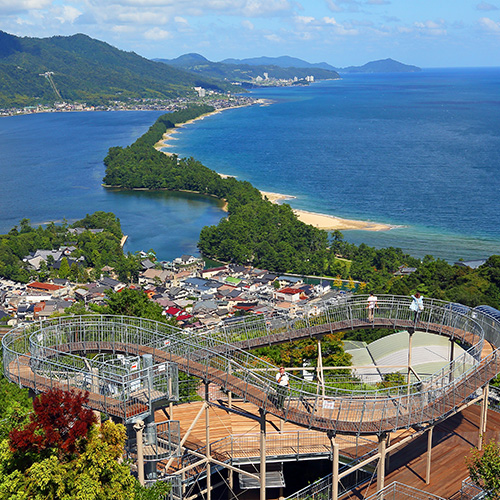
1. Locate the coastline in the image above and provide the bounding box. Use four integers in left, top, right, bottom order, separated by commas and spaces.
154, 101, 267, 155
261, 191, 392, 232
154, 105, 392, 233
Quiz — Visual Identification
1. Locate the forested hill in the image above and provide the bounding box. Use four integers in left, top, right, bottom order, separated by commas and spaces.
103, 105, 337, 274
155, 53, 340, 83
0, 31, 235, 108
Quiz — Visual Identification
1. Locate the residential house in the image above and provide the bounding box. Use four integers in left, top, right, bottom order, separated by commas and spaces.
273, 287, 304, 303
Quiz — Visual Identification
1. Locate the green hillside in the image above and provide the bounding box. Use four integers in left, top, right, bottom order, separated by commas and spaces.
0, 31, 235, 108
155, 53, 340, 83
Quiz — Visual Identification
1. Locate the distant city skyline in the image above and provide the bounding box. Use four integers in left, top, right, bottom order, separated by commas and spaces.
2, 0, 500, 68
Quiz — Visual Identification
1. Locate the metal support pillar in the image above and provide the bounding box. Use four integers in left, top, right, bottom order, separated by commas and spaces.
407, 330, 414, 396
134, 420, 145, 486
228, 469, 234, 500
426, 425, 434, 484
205, 382, 211, 500
168, 377, 173, 418
449, 338, 455, 384
385, 434, 391, 472
260, 409, 266, 500
332, 441, 339, 500
478, 384, 489, 451
317, 340, 325, 397
228, 361, 232, 409
377, 433, 387, 493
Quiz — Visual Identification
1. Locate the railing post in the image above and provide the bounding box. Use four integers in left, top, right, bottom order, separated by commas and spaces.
426, 425, 433, 484
260, 408, 266, 500
407, 329, 414, 396
332, 441, 339, 500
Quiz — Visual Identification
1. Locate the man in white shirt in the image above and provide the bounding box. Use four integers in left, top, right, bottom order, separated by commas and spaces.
367, 292, 378, 321
275, 366, 289, 409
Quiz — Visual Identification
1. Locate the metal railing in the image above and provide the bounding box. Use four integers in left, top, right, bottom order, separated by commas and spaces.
3, 296, 500, 434
460, 477, 487, 500
363, 482, 446, 500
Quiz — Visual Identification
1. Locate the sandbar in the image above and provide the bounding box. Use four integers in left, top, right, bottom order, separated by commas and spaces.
261, 191, 392, 232
154, 106, 392, 233
154, 101, 267, 155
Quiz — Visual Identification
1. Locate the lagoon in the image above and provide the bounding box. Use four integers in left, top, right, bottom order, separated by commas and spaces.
0, 111, 225, 260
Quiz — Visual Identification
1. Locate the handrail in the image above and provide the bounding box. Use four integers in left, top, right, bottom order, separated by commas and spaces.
3, 296, 500, 434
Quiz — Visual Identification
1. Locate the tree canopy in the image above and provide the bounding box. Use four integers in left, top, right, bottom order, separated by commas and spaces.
467, 439, 500, 499
0, 389, 140, 500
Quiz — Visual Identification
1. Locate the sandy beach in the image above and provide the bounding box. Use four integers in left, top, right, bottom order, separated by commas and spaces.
154, 101, 267, 155
261, 191, 392, 231
155, 107, 392, 233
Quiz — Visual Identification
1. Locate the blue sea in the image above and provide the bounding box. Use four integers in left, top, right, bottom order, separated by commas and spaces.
0, 111, 225, 259
1, 67, 499, 262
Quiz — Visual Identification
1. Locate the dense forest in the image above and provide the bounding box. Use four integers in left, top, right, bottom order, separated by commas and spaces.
0, 31, 235, 108
102, 105, 500, 309
0, 212, 140, 283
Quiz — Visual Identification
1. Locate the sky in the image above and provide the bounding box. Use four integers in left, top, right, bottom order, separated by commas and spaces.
1, 0, 500, 67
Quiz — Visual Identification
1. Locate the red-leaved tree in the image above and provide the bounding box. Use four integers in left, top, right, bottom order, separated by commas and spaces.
9, 388, 97, 463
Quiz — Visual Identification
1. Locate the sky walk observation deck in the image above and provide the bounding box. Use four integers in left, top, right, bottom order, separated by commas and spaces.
2, 295, 500, 498
3, 295, 500, 435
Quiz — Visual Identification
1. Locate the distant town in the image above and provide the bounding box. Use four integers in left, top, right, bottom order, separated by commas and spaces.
0, 91, 256, 117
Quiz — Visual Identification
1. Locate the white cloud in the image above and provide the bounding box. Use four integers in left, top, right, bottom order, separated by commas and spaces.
325, 0, 343, 12
477, 2, 498, 11
241, 0, 293, 17
264, 33, 281, 42
144, 26, 171, 40
296, 15, 314, 24
88, 0, 293, 17
111, 25, 137, 34
115, 10, 170, 24
241, 19, 254, 30
414, 19, 446, 35
366, 0, 390, 4
323, 16, 358, 34
0, 0, 51, 14
55, 5, 82, 24
479, 16, 500, 31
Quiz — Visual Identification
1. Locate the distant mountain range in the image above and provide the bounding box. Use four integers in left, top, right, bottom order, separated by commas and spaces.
155, 53, 340, 83
222, 55, 340, 72
221, 56, 421, 73
0, 31, 235, 108
0, 29, 421, 109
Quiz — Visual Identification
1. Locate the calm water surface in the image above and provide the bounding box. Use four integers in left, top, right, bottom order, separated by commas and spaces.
169, 68, 500, 261
1, 68, 500, 262
0, 111, 224, 260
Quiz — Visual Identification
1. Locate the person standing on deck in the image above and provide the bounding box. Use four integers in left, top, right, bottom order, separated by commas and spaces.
367, 292, 378, 322
410, 292, 424, 323
275, 366, 290, 409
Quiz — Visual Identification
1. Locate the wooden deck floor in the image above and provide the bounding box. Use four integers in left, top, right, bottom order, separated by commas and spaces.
157, 401, 500, 499
156, 400, 392, 461
343, 404, 500, 499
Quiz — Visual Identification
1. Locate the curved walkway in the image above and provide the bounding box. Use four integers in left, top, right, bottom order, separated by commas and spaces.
2, 296, 500, 435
